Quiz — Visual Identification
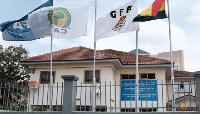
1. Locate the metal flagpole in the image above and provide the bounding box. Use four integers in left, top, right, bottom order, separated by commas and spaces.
93, 41, 96, 112
92, 0, 97, 112
167, 0, 175, 111
135, 30, 139, 112
49, 36, 53, 111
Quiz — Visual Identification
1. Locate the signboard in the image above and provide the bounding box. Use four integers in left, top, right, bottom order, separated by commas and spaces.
121, 80, 157, 108
174, 81, 191, 93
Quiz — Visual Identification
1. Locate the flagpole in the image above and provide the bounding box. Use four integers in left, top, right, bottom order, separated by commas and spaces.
167, 0, 175, 111
135, 30, 139, 112
49, 35, 53, 111
92, 0, 97, 112
93, 41, 96, 112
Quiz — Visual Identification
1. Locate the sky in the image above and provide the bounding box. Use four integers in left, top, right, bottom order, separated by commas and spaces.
0, 0, 200, 72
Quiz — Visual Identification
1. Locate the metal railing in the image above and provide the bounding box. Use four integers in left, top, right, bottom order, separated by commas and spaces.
0, 72, 200, 114
0, 82, 64, 112
74, 80, 197, 112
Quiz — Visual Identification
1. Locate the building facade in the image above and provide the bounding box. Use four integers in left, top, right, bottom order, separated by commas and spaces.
20, 46, 194, 112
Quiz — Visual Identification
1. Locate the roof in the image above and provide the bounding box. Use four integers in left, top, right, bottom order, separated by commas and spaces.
21, 46, 170, 65
129, 49, 150, 55
174, 71, 194, 77
167, 95, 196, 104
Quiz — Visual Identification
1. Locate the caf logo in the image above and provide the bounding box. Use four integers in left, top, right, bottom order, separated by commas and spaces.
48, 7, 71, 28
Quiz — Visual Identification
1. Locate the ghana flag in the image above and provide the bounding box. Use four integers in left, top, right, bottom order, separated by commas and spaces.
133, 0, 167, 22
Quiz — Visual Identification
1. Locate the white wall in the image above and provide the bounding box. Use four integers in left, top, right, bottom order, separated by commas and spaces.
28, 63, 168, 112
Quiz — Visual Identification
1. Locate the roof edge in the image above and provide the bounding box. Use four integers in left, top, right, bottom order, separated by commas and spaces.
21, 59, 171, 67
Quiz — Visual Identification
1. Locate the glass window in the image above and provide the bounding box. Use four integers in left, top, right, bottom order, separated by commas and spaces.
84, 70, 100, 83
148, 74, 155, 79
140, 73, 155, 79
40, 71, 55, 84
173, 66, 178, 71
76, 106, 91, 111
129, 75, 136, 79
140, 108, 157, 112
141, 74, 147, 79
121, 75, 129, 79
121, 74, 135, 80
121, 108, 135, 112
174, 81, 191, 93
76, 106, 107, 112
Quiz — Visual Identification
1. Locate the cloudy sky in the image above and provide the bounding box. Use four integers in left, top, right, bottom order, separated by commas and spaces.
0, 0, 199, 72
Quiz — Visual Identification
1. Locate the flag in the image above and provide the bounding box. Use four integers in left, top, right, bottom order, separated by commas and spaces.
133, 0, 167, 22
95, 0, 139, 41
0, 0, 53, 41
28, 3, 94, 39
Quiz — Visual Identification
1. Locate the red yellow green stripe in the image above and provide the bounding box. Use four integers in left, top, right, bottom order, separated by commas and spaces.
133, 0, 167, 22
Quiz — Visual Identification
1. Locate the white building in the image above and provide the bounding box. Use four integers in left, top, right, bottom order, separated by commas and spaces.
21, 46, 195, 112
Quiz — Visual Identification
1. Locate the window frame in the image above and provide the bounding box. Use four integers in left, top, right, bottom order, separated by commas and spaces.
174, 81, 192, 93
84, 70, 100, 84
140, 73, 156, 80
120, 74, 136, 80
173, 66, 178, 71
39, 71, 56, 84
76, 105, 107, 112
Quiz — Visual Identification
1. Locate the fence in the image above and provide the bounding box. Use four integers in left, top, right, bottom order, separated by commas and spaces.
74, 80, 197, 112
0, 82, 64, 112
0, 71, 200, 114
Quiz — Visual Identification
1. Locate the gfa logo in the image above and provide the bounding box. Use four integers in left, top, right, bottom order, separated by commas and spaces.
110, 5, 132, 31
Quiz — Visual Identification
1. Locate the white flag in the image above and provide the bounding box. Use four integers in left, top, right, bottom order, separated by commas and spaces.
95, 0, 139, 41
28, 3, 94, 39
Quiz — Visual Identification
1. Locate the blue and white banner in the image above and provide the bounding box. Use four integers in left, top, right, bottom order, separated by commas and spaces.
121, 80, 157, 108
0, 0, 53, 41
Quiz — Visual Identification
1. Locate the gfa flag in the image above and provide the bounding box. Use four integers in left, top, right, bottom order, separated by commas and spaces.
28, 3, 94, 39
0, 0, 53, 41
95, 0, 140, 41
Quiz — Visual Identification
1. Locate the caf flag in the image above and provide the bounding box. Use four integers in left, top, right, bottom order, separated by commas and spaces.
95, 0, 139, 41
0, 0, 53, 41
133, 0, 167, 22
28, 3, 94, 39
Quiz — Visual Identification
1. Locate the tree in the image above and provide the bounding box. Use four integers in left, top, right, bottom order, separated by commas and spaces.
0, 45, 30, 110
0, 44, 30, 83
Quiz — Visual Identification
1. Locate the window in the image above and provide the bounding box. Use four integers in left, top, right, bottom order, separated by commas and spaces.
121, 108, 135, 112
76, 106, 91, 111
96, 106, 107, 112
141, 74, 147, 79
76, 106, 107, 112
174, 81, 192, 93
173, 66, 178, 71
84, 70, 100, 83
148, 74, 155, 79
40, 71, 55, 84
140, 108, 157, 112
140, 73, 155, 79
121, 74, 136, 80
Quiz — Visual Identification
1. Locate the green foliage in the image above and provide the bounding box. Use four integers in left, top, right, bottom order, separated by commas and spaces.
0, 44, 30, 83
